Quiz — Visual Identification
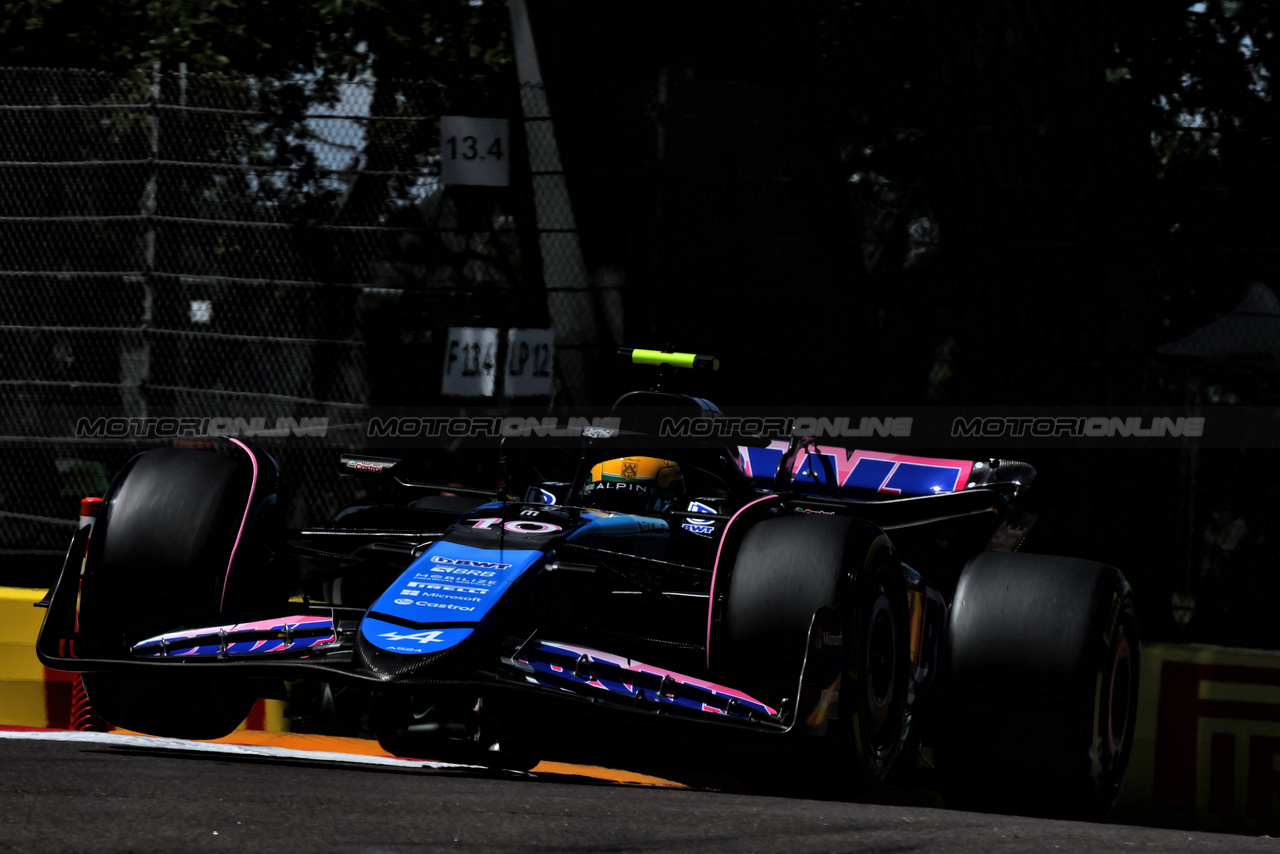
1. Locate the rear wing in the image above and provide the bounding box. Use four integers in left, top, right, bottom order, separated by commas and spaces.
737, 438, 1035, 501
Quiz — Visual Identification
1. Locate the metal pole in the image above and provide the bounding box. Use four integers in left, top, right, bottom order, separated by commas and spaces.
138, 60, 160, 417
508, 0, 605, 403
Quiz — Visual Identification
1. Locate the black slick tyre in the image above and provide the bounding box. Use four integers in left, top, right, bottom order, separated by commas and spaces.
723, 514, 909, 792
941, 552, 1138, 820
78, 445, 275, 739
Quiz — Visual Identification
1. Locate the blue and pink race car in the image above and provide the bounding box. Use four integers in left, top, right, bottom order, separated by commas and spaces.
36, 351, 1138, 819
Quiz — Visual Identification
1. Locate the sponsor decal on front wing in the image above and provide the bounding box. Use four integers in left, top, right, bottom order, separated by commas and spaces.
361, 542, 544, 655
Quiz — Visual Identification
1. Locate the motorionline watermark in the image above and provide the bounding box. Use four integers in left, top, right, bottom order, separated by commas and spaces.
660, 415, 914, 439
75, 416, 329, 439
951, 416, 1205, 438
366, 415, 622, 439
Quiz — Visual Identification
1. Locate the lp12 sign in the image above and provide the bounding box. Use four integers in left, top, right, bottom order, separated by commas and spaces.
505, 328, 554, 397
440, 116, 509, 187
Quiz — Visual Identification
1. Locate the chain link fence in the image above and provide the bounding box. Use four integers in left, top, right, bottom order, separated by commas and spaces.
0, 67, 590, 583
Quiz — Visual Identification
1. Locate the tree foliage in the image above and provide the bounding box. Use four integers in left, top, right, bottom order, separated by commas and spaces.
0, 0, 509, 83
788, 0, 1278, 403
0, 0, 516, 200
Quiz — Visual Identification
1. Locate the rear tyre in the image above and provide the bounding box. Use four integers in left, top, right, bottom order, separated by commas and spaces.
79, 446, 278, 739
722, 515, 909, 792
940, 552, 1138, 820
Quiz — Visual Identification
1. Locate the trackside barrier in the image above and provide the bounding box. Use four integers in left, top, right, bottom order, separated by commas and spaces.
0, 588, 59, 727
2, 591, 1280, 833
1112, 641, 1280, 834
0, 587, 287, 733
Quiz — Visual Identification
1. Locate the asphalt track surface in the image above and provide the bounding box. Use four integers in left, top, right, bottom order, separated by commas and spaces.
0, 734, 1273, 854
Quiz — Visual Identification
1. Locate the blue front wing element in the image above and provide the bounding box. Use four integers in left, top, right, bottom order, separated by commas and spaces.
514, 640, 781, 724
132, 615, 336, 658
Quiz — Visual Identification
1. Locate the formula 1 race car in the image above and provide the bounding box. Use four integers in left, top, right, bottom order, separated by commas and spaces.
36, 350, 1138, 819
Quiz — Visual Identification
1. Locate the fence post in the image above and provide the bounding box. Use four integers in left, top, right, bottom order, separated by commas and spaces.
136, 60, 161, 418
509, 0, 606, 404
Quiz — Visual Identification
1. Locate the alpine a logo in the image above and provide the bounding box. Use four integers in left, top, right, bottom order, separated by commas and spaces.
378, 630, 446, 644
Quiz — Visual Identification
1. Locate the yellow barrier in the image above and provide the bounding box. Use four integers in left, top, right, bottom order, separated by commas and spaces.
1113, 641, 1280, 834
0, 587, 53, 727
0, 586, 286, 732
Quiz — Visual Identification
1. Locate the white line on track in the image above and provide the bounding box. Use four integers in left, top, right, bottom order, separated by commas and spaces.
0, 729, 491, 772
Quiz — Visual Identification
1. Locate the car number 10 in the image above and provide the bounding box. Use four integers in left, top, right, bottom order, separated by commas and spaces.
465, 517, 562, 534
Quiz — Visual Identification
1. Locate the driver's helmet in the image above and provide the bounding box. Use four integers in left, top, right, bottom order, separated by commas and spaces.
583, 456, 683, 515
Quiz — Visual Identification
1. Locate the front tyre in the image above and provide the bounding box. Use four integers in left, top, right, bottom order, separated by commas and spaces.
78, 445, 281, 739
722, 515, 909, 793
